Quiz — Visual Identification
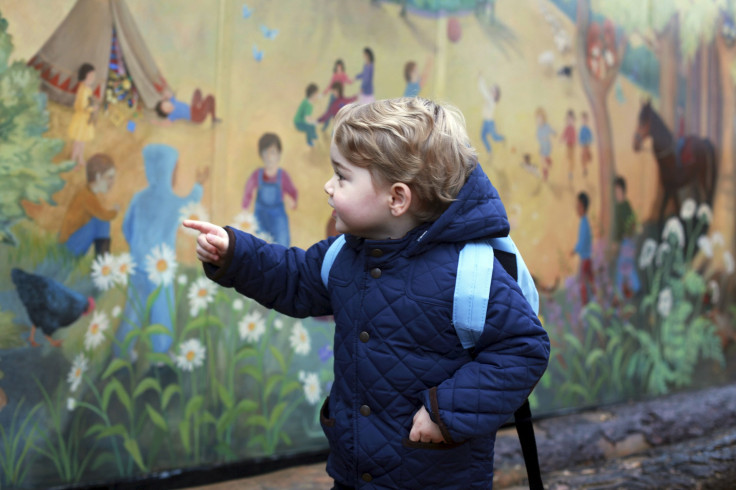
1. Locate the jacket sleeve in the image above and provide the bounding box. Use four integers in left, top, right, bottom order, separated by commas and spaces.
202, 227, 334, 318
422, 259, 550, 442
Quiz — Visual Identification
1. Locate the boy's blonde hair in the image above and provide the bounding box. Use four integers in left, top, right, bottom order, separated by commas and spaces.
332, 97, 477, 222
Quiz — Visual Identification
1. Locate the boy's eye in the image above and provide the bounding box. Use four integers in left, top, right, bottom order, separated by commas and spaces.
335, 172, 344, 181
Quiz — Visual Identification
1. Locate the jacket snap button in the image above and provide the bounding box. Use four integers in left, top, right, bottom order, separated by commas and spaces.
370, 268, 382, 278
359, 331, 370, 343
360, 404, 371, 416
362, 472, 373, 482
370, 248, 383, 258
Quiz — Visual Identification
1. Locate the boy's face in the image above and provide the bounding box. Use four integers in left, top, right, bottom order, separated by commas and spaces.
614, 185, 624, 202
161, 100, 174, 115
93, 168, 116, 193
261, 144, 281, 168
324, 142, 393, 240
576, 199, 585, 217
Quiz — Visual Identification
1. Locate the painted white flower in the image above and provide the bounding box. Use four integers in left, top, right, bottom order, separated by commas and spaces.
111, 253, 136, 286
67, 397, 77, 411
111, 305, 122, 318
84, 311, 110, 351
725, 251, 735, 275
179, 202, 210, 236
289, 321, 311, 355
230, 210, 259, 234
638, 239, 657, 269
657, 288, 673, 318
680, 198, 696, 220
187, 277, 216, 317
696, 203, 713, 224
273, 317, 284, 331
697, 235, 713, 258
67, 354, 89, 392
708, 280, 720, 304
145, 244, 178, 287
710, 231, 725, 248
662, 217, 685, 248
255, 230, 274, 243
656, 242, 671, 267
91, 253, 117, 291
175, 339, 206, 372
232, 298, 244, 311
299, 371, 321, 405
238, 311, 266, 343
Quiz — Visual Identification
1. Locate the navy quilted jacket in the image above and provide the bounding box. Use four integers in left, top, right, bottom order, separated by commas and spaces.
204, 164, 549, 489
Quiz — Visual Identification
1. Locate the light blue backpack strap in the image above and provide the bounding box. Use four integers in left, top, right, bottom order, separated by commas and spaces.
321, 235, 346, 289
489, 236, 539, 315
453, 241, 494, 349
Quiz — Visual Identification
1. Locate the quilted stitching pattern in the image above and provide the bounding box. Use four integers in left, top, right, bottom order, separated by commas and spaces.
205, 164, 550, 489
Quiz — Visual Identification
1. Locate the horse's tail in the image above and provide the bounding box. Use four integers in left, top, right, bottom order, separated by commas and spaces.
706, 138, 718, 207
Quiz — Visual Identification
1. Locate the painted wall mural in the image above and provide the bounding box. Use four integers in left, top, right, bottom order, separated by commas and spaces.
0, 0, 735, 487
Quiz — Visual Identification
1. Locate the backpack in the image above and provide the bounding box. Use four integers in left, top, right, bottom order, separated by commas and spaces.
321, 235, 544, 490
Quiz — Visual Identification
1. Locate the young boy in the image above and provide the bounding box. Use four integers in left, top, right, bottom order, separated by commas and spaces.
578, 111, 593, 176
241, 133, 298, 246
613, 176, 640, 298
571, 191, 596, 305
59, 153, 118, 257
185, 98, 549, 488
294, 83, 319, 146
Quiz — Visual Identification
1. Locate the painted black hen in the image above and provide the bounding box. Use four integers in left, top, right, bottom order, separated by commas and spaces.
10, 268, 94, 347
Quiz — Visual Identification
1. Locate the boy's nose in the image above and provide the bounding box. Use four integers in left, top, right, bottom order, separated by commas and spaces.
324, 178, 334, 195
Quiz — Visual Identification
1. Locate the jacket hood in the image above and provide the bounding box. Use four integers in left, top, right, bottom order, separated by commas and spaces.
409, 163, 509, 255
142, 143, 178, 189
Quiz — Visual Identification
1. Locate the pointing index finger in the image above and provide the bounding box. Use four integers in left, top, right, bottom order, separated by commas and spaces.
182, 220, 217, 234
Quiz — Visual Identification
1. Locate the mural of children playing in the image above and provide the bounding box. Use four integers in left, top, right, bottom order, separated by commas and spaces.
68, 63, 99, 169
579, 111, 593, 176
321, 59, 354, 131
403, 56, 433, 97
317, 82, 357, 130
355, 47, 375, 104
613, 176, 640, 299
294, 83, 319, 147
153, 88, 220, 126
535, 107, 556, 181
242, 133, 298, 247
59, 154, 118, 257
478, 73, 505, 154
571, 191, 596, 306
115, 143, 209, 357
561, 109, 576, 181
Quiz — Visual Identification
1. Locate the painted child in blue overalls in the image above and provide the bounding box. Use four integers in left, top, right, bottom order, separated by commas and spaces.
241, 133, 298, 246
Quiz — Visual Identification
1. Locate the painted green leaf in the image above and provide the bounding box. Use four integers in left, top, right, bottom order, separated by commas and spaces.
102, 358, 131, 380
145, 403, 168, 431
162, 384, 182, 410
133, 377, 162, 399
123, 436, 147, 472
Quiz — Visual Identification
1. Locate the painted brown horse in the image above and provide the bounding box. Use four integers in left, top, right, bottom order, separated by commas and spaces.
633, 101, 718, 227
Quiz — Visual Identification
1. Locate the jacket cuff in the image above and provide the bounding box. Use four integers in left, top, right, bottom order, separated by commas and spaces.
202, 226, 236, 282
426, 386, 455, 444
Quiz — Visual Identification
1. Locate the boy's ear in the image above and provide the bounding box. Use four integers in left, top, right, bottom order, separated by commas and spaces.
388, 183, 412, 217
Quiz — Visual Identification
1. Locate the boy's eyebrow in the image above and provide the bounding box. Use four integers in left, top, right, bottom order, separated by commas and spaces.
331, 159, 349, 172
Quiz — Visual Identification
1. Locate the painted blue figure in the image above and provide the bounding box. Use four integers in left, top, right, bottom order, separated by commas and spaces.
242, 133, 298, 246
478, 74, 505, 153
115, 144, 209, 357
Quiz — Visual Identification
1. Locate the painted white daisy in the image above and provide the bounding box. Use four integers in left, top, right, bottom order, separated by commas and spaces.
230, 210, 259, 235
112, 253, 136, 286
710, 231, 725, 248
232, 298, 244, 311
91, 253, 117, 291
145, 244, 178, 287
657, 288, 673, 318
179, 202, 211, 236
299, 371, 321, 405
708, 280, 720, 304
273, 317, 284, 331
679, 198, 696, 220
638, 239, 657, 270
111, 305, 122, 318
238, 311, 266, 343
175, 339, 206, 372
661, 217, 685, 248
67, 397, 77, 411
177, 274, 188, 286
655, 242, 671, 267
84, 311, 110, 351
725, 251, 735, 275
187, 277, 216, 316
67, 354, 89, 392
289, 321, 311, 355
696, 203, 713, 224
697, 235, 713, 258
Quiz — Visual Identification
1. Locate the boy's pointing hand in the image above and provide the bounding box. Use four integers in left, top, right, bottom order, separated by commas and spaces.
182, 220, 229, 267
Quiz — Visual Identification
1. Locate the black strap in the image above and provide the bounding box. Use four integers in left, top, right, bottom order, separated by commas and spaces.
494, 249, 544, 490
